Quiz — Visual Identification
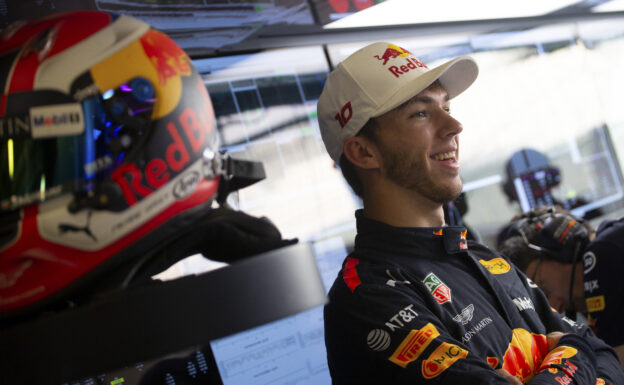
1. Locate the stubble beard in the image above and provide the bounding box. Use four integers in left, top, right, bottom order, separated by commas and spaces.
380, 148, 462, 204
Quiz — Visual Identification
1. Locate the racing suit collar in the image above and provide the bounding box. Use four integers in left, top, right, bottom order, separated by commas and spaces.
354, 209, 468, 257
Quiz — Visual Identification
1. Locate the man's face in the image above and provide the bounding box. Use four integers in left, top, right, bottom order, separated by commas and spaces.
527, 259, 586, 314
372, 84, 463, 203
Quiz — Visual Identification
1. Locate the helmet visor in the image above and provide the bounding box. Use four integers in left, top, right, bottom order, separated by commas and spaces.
0, 77, 156, 211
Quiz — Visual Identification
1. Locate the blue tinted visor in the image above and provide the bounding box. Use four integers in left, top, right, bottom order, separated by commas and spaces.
0, 77, 155, 211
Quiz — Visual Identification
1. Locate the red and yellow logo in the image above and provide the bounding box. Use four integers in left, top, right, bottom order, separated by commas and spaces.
421, 342, 468, 378
487, 356, 499, 369
586, 295, 605, 312
479, 258, 511, 275
460, 229, 468, 250
502, 329, 548, 383
91, 29, 191, 120
537, 345, 578, 373
388, 323, 439, 368
373, 43, 412, 65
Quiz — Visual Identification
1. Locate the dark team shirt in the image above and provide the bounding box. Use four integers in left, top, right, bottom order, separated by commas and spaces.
324, 210, 624, 384
583, 217, 624, 348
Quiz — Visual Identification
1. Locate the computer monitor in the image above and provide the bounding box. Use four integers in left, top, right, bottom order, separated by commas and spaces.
511, 124, 624, 219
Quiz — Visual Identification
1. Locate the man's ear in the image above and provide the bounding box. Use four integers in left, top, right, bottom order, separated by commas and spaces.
343, 136, 380, 170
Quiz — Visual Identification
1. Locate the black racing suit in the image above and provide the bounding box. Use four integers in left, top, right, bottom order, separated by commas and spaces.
324, 210, 624, 384
583, 217, 624, 349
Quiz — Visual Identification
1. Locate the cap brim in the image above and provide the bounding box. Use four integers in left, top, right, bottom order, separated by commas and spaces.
372, 56, 478, 118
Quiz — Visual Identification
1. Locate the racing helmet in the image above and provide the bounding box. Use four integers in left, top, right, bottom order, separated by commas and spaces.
0, 11, 243, 320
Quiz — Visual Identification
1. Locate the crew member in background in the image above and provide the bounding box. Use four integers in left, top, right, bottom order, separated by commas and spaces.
582, 216, 624, 367
497, 206, 624, 368
317, 41, 624, 384
496, 206, 592, 318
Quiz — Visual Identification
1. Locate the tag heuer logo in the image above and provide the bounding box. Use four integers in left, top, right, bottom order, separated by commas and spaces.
422, 272, 452, 304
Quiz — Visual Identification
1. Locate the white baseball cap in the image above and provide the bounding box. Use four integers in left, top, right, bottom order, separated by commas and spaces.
317, 42, 479, 164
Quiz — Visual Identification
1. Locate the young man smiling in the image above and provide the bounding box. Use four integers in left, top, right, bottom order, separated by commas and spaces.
317, 42, 624, 384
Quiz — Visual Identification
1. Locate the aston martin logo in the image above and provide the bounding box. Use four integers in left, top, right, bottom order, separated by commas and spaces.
452, 304, 474, 325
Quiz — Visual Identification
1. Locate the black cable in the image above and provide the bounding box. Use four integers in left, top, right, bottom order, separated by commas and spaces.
565, 242, 582, 320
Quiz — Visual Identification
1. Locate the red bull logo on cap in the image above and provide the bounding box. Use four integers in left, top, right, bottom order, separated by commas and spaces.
373, 44, 428, 79
374, 44, 412, 65
140, 30, 191, 86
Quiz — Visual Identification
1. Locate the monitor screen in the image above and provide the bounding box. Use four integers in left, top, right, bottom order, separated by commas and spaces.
512, 124, 624, 219
207, 236, 345, 385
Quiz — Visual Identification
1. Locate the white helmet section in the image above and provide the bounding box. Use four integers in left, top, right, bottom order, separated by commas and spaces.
34, 15, 150, 93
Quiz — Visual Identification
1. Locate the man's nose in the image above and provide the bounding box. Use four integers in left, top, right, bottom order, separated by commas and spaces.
438, 110, 463, 137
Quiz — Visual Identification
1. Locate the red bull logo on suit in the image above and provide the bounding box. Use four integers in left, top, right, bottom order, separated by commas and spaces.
502, 329, 549, 383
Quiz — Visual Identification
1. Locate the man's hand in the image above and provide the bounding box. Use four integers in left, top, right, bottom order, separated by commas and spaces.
496, 368, 522, 385
546, 331, 566, 351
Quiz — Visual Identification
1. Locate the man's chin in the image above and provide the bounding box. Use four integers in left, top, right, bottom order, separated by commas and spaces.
436, 180, 463, 204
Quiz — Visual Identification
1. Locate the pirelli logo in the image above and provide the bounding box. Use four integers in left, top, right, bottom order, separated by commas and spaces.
586, 295, 605, 312
388, 323, 439, 368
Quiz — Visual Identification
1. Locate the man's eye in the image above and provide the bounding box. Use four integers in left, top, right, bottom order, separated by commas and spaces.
411, 111, 426, 118
445, 108, 452, 114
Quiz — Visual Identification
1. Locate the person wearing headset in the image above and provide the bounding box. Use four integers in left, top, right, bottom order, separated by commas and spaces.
581, 216, 624, 367
497, 206, 623, 367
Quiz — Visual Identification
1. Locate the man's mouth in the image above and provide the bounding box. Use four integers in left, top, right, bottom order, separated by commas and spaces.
431, 151, 457, 161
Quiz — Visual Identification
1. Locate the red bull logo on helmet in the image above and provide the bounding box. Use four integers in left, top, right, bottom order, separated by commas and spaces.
112, 78, 214, 206
140, 30, 190, 86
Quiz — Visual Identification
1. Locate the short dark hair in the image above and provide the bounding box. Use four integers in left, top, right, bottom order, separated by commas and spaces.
339, 118, 379, 198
